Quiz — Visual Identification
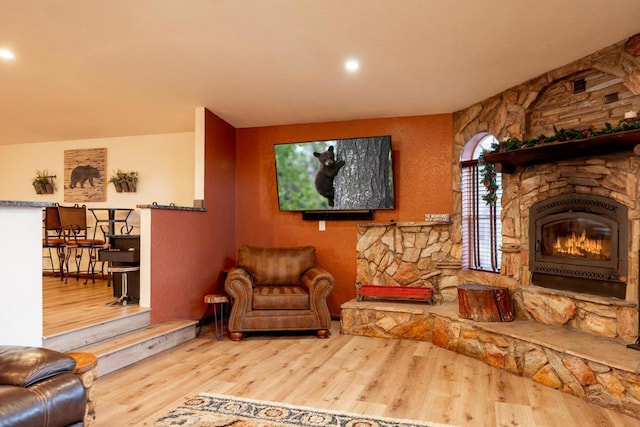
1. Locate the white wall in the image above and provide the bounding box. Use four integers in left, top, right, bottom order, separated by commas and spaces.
0, 206, 43, 345
0, 132, 196, 231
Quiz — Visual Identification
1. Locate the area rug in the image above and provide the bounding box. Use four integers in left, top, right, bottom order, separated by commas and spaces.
155, 392, 456, 427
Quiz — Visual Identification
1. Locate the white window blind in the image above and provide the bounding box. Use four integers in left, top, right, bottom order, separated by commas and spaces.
460, 134, 502, 273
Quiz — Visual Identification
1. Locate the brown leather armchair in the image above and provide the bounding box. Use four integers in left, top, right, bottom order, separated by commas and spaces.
225, 245, 335, 341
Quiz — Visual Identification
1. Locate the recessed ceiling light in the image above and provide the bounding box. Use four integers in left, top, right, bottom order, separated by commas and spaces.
345, 59, 359, 72
0, 49, 15, 60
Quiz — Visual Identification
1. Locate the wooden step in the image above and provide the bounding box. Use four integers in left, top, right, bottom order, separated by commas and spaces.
43, 309, 151, 353
76, 319, 197, 377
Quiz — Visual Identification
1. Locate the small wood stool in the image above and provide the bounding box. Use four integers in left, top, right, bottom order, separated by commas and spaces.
67, 351, 98, 427
458, 283, 514, 322
200, 294, 229, 340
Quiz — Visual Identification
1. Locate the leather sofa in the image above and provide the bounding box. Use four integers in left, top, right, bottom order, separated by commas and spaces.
225, 245, 335, 341
0, 346, 86, 427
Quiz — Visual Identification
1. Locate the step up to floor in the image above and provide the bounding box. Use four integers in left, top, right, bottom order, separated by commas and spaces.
43, 309, 152, 353
76, 319, 197, 377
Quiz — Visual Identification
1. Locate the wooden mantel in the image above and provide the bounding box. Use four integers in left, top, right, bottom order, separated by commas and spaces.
483, 128, 640, 173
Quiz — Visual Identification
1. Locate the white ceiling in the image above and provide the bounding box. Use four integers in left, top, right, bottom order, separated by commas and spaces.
1, 0, 639, 146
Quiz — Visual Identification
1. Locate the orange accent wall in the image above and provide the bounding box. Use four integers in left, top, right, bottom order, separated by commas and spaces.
235, 115, 453, 314
149, 110, 237, 323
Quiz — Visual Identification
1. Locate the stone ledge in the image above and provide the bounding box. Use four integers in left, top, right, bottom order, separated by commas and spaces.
357, 221, 451, 228
520, 286, 638, 342
341, 299, 640, 372
341, 299, 640, 419
523, 285, 636, 308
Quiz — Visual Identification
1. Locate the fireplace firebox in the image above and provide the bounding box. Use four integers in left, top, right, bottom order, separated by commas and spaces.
529, 194, 628, 299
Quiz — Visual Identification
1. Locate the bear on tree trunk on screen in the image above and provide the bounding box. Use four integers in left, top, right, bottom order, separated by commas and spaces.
313, 146, 345, 207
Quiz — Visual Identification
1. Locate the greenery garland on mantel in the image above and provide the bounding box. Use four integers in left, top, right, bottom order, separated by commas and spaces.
479, 119, 640, 205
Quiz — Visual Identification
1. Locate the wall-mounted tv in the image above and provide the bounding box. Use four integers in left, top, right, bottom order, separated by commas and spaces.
274, 135, 394, 213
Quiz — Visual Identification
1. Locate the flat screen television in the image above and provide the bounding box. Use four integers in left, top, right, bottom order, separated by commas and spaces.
274, 135, 394, 213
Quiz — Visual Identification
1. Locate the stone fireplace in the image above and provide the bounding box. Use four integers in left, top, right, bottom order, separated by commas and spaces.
529, 193, 628, 299
343, 33, 640, 420
499, 153, 639, 342
448, 34, 640, 343
353, 35, 640, 341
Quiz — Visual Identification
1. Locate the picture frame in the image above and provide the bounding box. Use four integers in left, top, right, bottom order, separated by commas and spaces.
64, 148, 107, 202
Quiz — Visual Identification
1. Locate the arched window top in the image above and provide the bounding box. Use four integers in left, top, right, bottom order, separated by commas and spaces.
460, 132, 498, 162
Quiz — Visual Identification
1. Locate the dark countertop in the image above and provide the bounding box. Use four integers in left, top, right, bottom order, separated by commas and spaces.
0, 200, 56, 207
137, 203, 206, 212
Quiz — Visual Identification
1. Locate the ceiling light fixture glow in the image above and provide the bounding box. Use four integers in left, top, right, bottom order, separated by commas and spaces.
0, 49, 15, 60
345, 59, 359, 72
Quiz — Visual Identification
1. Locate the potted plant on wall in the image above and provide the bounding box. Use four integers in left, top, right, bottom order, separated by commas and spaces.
32, 170, 56, 195
109, 169, 138, 192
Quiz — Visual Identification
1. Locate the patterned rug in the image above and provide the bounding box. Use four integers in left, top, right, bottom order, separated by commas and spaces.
155, 393, 456, 427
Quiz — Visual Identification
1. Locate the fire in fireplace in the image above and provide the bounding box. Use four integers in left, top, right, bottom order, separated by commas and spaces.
529, 194, 628, 299
543, 217, 611, 261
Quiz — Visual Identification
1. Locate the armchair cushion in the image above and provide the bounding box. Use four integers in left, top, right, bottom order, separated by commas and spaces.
253, 286, 309, 310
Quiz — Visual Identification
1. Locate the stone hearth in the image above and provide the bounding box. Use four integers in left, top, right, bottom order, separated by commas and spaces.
341, 299, 640, 420
349, 218, 640, 418
355, 217, 638, 343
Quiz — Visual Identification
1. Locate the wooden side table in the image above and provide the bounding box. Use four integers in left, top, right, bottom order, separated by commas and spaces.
67, 351, 98, 427
200, 294, 229, 340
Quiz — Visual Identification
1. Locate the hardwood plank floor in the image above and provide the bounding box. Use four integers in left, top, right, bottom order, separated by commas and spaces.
95, 324, 639, 427
43, 275, 145, 337
43, 277, 638, 426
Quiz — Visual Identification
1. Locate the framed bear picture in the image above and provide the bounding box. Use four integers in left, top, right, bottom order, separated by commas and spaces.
64, 147, 107, 202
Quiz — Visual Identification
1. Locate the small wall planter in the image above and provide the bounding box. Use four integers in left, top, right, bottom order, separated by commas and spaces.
32, 170, 56, 195
113, 180, 137, 193
34, 182, 55, 194
109, 170, 138, 193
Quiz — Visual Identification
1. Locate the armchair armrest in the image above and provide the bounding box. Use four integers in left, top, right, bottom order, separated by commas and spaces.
301, 267, 335, 317
301, 267, 334, 291
225, 267, 254, 321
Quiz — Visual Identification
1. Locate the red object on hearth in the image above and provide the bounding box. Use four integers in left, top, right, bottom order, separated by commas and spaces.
357, 285, 433, 303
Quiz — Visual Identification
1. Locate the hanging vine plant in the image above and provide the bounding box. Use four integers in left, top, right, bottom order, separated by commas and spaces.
479, 151, 499, 205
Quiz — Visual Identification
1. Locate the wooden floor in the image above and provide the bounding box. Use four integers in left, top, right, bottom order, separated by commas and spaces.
95, 324, 640, 427
43, 275, 145, 338
43, 277, 639, 426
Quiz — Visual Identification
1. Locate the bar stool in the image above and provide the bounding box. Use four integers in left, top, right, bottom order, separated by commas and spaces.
107, 265, 140, 306
199, 294, 229, 340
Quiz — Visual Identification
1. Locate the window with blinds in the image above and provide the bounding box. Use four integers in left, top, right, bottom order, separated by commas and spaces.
460, 134, 502, 273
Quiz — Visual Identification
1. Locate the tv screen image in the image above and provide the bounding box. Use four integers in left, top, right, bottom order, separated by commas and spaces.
274, 135, 394, 211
